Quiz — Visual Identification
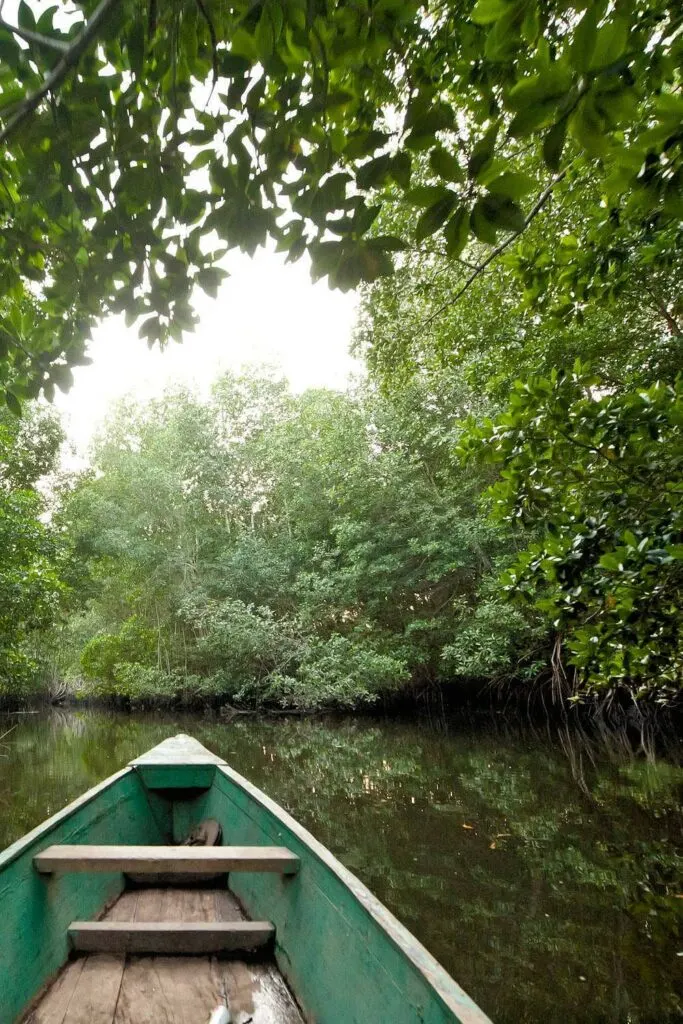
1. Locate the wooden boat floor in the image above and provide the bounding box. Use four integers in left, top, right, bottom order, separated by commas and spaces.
23, 887, 305, 1024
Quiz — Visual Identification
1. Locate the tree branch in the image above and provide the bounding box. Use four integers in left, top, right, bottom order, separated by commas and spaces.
0, 19, 70, 54
0, 0, 120, 148
416, 169, 568, 334
194, 0, 218, 91
642, 283, 682, 336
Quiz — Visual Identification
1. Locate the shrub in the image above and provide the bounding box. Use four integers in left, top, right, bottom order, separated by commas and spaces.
258, 635, 410, 711
80, 617, 157, 683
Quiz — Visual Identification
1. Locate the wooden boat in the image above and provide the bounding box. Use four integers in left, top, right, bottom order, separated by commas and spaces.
0, 734, 492, 1024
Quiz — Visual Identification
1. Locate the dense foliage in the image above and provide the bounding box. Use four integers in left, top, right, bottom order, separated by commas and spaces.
44, 371, 542, 708
0, 405, 65, 698
356, 165, 681, 701
0, 0, 679, 708
465, 370, 682, 699
0, 0, 680, 403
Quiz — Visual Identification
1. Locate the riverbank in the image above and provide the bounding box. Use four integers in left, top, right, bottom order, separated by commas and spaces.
3, 674, 681, 741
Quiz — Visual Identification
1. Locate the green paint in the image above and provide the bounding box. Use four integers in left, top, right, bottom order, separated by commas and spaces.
170, 789, 212, 844
205, 765, 491, 1024
0, 769, 167, 1024
134, 763, 217, 790
1, 735, 491, 1024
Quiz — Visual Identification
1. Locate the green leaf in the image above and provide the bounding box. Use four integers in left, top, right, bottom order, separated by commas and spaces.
470, 0, 510, 25
309, 239, 343, 280
487, 172, 536, 200
36, 5, 58, 34
390, 151, 412, 189
18, 0, 36, 32
308, 89, 355, 113
51, 364, 74, 393
415, 192, 457, 241
407, 185, 450, 207
429, 146, 464, 182
570, 7, 597, 73
571, 96, 609, 157
126, 22, 145, 78
138, 317, 160, 343
507, 68, 572, 111
484, 4, 524, 62
344, 130, 391, 159
521, 3, 539, 44
230, 28, 258, 61
0, 85, 26, 112
255, 10, 274, 61
312, 172, 351, 218
470, 200, 498, 243
356, 153, 393, 190
4, 390, 21, 416
444, 207, 470, 258
590, 18, 629, 71
0, 34, 23, 71
196, 266, 228, 298
190, 148, 215, 170
542, 118, 568, 172
468, 125, 499, 181
482, 194, 526, 232
509, 101, 559, 138
405, 103, 455, 149
358, 245, 394, 282
218, 52, 251, 77
367, 236, 409, 252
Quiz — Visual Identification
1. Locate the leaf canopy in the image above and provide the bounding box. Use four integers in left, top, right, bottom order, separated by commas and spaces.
0, 0, 680, 402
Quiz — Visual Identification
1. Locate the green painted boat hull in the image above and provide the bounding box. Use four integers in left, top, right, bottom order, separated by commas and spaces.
0, 735, 492, 1024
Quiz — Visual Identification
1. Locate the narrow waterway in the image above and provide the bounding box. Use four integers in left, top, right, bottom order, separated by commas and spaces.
0, 709, 680, 1024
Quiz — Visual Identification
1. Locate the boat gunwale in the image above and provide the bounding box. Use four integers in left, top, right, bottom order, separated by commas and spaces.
213, 754, 492, 1024
0, 765, 133, 872
1, 734, 492, 1024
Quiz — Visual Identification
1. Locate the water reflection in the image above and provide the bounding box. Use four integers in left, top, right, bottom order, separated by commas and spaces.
0, 709, 680, 1024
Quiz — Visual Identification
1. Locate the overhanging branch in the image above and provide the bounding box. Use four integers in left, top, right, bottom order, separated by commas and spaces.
0, 0, 121, 149
416, 169, 569, 335
0, 19, 70, 54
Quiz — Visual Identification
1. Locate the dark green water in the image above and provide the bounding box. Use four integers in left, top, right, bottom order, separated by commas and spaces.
0, 709, 680, 1024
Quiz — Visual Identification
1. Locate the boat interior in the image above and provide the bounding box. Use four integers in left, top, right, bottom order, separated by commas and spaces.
13, 737, 306, 1022
4, 736, 487, 1024
22, 876, 304, 1024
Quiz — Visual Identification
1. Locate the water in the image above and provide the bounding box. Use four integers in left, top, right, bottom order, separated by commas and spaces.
0, 709, 680, 1024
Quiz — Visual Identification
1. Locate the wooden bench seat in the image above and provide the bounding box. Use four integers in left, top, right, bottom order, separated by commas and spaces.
68, 920, 275, 954
34, 845, 300, 875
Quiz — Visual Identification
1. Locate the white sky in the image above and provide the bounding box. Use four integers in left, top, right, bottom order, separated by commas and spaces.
55, 246, 360, 457
2, 0, 361, 457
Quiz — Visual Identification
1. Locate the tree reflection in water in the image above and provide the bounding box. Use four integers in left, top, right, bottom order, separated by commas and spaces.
0, 709, 680, 1024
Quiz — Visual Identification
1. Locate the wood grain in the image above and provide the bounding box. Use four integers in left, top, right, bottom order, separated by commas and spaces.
68, 921, 274, 954
24, 960, 85, 1024
35, 845, 300, 875
212, 960, 306, 1024
103, 891, 138, 922
132, 887, 167, 922
61, 955, 125, 1024
113, 956, 220, 1024
129, 734, 226, 766
214, 887, 247, 922
26, 885, 303, 1024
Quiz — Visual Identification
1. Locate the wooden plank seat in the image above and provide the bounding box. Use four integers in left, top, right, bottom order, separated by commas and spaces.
68, 920, 275, 954
24, 888, 305, 1024
34, 845, 300, 875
